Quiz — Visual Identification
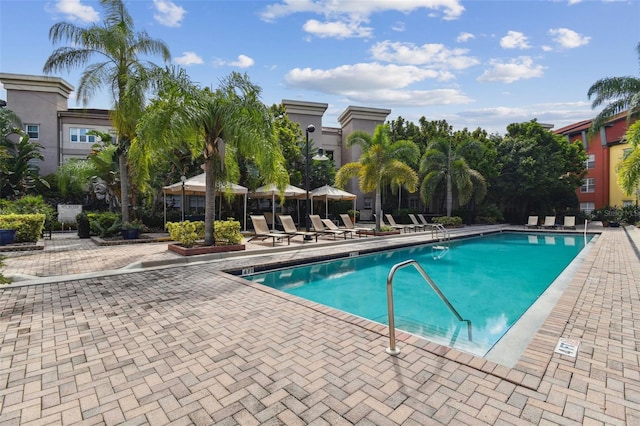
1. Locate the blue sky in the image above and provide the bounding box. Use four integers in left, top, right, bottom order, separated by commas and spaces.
1, 0, 639, 134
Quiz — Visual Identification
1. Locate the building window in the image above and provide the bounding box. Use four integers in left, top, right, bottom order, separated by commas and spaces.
409, 198, 419, 209
363, 197, 372, 209
584, 154, 595, 169
580, 178, 595, 193
580, 202, 595, 214
70, 128, 97, 143
622, 200, 632, 207
26, 124, 39, 139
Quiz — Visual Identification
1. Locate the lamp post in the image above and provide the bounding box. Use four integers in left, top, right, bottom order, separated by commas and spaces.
304, 124, 329, 238
305, 125, 315, 236
180, 175, 187, 222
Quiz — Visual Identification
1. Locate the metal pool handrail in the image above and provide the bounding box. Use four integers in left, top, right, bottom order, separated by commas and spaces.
385, 259, 472, 355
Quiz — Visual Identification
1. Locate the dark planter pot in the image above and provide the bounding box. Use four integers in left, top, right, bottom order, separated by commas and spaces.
0, 229, 17, 246
77, 217, 90, 239
610, 222, 620, 228
122, 228, 141, 240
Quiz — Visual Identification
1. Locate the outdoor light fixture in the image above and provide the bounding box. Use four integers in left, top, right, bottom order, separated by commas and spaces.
180, 175, 187, 222
304, 124, 328, 238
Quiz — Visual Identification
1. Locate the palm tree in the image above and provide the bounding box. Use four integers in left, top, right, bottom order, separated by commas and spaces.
135, 68, 288, 245
588, 42, 640, 197
43, 0, 170, 223
419, 138, 486, 217
335, 124, 419, 231
587, 42, 640, 131
617, 120, 640, 195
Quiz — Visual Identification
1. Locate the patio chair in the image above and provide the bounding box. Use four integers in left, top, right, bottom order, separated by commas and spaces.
309, 215, 348, 239
562, 216, 576, 230
322, 218, 356, 238
524, 216, 539, 229
385, 214, 416, 233
278, 215, 318, 242
339, 214, 370, 237
248, 215, 292, 246
541, 216, 556, 229
408, 214, 427, 231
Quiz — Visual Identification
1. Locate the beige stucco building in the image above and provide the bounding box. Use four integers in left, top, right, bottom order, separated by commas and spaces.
1, 73, 392, 217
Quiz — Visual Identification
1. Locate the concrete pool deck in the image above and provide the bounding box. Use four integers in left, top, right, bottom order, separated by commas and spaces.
1, 225, 639, 424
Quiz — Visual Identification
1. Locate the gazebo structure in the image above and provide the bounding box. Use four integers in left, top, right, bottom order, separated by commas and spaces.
162, 174, 248, 230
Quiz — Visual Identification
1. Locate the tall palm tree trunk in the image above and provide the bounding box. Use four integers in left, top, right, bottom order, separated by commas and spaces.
375, 187, 382, 231
204, 160, 216, 246
446, 172, 452, 217
119, 153, 129, 223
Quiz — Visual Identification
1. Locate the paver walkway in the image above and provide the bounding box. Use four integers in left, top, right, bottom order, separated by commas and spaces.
1, 226, 639, 424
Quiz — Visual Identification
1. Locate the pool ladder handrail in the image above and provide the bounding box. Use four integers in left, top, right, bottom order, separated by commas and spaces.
385, 259, 472, 355
430, 223, 451, 243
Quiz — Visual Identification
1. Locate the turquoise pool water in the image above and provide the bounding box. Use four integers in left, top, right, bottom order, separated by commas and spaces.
245, 232, 593, 356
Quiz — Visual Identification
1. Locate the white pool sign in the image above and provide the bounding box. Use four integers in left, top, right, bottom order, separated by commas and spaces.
554, 337, 580, 357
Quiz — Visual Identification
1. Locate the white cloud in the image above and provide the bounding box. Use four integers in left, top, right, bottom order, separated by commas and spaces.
370, 41, 479, 70
173, 52, 203, 66
260, 1, 465, 39
500, 31, 530, 49
548, 28, 590, 49
346, 88, 473, 106
286, 63, 441, 92
215, 55, 255, 69
391, 21, 406, 32
567, 0, 583, 5
153, 0, 186, 27
52, 0, 99, 23
284, 62, 472, 106
303, 19, 373, 38
456, 32, 475, 43
477, 56, 545, 83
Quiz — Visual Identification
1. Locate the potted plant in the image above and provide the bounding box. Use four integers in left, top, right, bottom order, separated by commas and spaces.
76, 212, 90, 239
347, 209, 360, 224
121, 221, 143, 240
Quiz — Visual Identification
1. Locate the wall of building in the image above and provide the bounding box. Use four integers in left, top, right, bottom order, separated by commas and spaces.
59, 110, 113, 162
0, 73, 73, 175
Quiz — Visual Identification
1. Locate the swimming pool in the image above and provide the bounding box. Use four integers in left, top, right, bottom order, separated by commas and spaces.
245, 232, 594, 357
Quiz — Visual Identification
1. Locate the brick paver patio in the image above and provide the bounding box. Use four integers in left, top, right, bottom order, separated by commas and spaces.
1, 226, 639, 424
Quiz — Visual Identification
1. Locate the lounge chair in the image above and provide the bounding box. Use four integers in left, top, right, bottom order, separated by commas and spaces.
541, 216, 556, 229
309, 215, 348, 239
339, 214, 370, 237
322, 218, 356, 238
408, 214, 427, 231
278, 215, 318, 242
524, 216, 539, 229
385, 214, 416, 233
562, 216, 576, 230
248, 215, 292, 246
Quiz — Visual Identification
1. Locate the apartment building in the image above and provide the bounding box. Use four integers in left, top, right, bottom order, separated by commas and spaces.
554, 112, 637, 212
1, 73, 390, 217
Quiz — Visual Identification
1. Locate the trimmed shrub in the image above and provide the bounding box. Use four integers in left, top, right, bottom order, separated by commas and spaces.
0, 213, 46, 242
432, 216, 463, 227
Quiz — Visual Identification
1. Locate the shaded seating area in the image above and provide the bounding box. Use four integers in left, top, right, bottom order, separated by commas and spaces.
248, 215, 292, 246
309, 215, 348, 239
524, 216, 539, 229
278, 215, 318, 242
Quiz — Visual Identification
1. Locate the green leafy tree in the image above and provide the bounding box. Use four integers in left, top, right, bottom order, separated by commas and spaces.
0, 108, 50, 197
335, 124, 419, 231
617, 120, 640, 195
587, 42, 640, 131
588, 42, 640, 196
43, 0, 170, 223
135, 68, 287, 245
492, 120, 586, 223
419, 138, 487, 217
